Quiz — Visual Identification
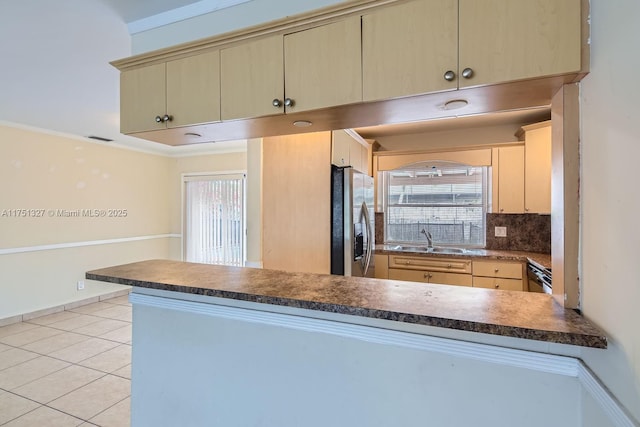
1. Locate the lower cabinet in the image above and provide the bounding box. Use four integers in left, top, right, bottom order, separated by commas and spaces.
389, 269, 472, 287
377, 255, 526, 291
471, 260, 525, 291
472, 276, 523, 291
386, 255, 473, 287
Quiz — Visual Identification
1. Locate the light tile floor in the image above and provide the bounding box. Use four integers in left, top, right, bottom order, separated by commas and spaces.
0, 295, 132, 426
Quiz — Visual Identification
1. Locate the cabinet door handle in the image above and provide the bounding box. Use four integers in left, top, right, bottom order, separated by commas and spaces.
461, 67, 474, 79
494, 268, 499, 273
284, 98, 294, 107
447, 264, 452, 269
155, 114, 172, 123
443, 70, 456, 81
272, 99, 283, 108
494, 283, 500, 288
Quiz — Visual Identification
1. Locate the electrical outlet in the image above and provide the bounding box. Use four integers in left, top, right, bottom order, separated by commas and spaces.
77, 280, 85, 290
494, 226, 507, 237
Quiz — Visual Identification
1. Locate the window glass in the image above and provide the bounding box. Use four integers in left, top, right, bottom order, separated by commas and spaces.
384, 162, 487, 247
183, 174, 245, 266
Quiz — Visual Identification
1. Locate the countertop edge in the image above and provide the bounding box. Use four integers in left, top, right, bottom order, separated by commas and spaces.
86, 265, 606, 349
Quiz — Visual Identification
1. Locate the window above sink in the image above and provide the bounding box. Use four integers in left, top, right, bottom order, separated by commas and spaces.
382, 161, 489, 248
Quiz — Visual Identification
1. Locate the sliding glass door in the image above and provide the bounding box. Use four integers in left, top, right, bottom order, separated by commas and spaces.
183, 174, 245, 266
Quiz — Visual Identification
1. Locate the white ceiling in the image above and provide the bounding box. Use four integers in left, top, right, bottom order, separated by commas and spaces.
99, 0, 252, 34
0, 0, 248, 156
100, 0, 203, 23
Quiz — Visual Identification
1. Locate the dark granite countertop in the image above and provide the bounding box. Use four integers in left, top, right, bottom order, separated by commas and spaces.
376, 244, 552, 270
86, 259, 605, 349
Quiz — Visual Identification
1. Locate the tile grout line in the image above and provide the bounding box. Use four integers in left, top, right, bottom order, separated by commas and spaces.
85, 394, 131, 424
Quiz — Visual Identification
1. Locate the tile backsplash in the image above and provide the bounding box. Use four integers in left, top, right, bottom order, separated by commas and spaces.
485, 213, 551, 253
375, 212, 384, 244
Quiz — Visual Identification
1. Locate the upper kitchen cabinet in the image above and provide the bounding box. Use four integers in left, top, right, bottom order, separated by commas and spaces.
283, 16, 362, 113
220, 17, 362, 120
331, 130, 371, 175
120, 51, 221, 134
519, 121, 552, 214
220, 35, 284, 121
362, 0, 458, 102
362, 0, 584, 101
493, 145, 525, 213
458, 0, 583, 88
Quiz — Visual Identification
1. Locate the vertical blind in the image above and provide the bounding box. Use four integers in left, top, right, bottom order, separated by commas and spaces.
183, 174, 245, 266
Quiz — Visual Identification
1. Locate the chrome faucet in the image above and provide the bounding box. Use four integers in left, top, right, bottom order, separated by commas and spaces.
420, 228, 433, 249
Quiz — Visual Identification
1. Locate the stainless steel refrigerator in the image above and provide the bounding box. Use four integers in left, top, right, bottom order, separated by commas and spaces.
331, 165, 375, 277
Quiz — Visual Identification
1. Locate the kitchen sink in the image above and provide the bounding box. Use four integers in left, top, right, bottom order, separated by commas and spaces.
430, 247, 465, 254
390, 245, 468, 254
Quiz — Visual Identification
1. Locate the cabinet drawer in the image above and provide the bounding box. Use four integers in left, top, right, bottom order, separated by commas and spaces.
429, 272, 472, 287
389, 256, 472, 274
473, 276, 524, 291
389, 268, 429, 283
472, 260, 523, 279
388, 269, 472, 287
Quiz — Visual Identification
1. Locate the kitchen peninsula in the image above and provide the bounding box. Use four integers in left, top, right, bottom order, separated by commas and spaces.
87, 260, 606, 427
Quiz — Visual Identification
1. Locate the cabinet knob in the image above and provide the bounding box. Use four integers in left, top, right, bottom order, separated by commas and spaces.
494, 268, 499, 273
447, 264, 452, 269
443, 70, 456, 81
405, 260, 411, 265
284, 98, 294, 107
500, 208, 504, 212
424, 273, 429, 279
495, 283, 500, 288
272, 99, 283, 108
155, 114, 172, 123
461, 68, 474, 79
525, 207, 530, 212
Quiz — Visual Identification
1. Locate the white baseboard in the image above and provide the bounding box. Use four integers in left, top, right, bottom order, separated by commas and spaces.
0, 288, 131, 327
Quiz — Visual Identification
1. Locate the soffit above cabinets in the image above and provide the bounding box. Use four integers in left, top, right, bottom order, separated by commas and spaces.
354, 107, 551, 140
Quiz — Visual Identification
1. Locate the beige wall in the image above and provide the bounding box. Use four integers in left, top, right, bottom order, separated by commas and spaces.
579, 0, 640, 419
0, 124, 172, 318
167, 150, 248, 260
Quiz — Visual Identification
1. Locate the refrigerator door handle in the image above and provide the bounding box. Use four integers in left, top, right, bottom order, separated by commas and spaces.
361, 201, 373, 276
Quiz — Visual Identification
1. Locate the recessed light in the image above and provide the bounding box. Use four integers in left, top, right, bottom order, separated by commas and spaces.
293, 120, 313, 128
443, 99, 469, 110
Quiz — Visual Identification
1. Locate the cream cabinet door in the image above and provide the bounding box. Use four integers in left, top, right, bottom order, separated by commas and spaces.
220, 35, 284, 120
362, 0, 458, 101
524, 124, 552, 213
166, 51, 221, 128
331, 130, 351, 167
459, 0, 583, 88
120, 63, 166, 134
284, 16, 362, 113
496, 146, 525, 213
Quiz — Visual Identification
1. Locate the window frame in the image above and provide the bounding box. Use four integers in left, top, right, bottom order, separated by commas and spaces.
382, 165, 489, 248
181, 171, 247, 266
